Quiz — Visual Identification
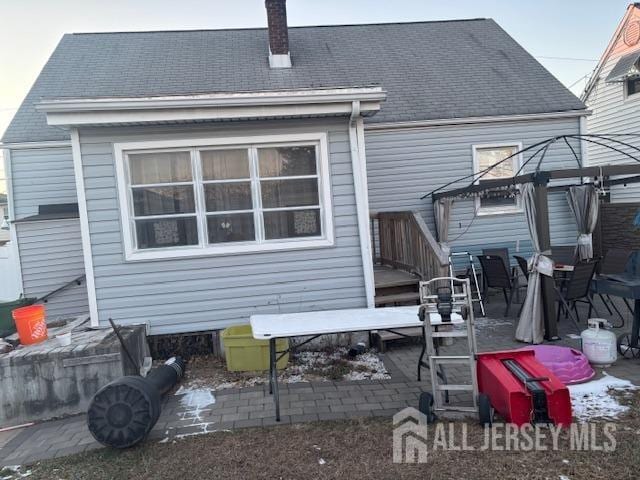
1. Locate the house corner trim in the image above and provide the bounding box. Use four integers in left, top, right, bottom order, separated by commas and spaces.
70, 129, 100, 327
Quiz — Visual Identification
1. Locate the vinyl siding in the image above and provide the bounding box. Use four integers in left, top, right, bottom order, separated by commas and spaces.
585, 45, 640, 202
10, 147, 78, 218
78, 119, 366, 335
366, 117, 582, 261
8, 146, 89, 319
15, 219, 89, 319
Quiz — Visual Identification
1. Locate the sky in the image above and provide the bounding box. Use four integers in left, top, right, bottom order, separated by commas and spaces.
0, 0, 631, 141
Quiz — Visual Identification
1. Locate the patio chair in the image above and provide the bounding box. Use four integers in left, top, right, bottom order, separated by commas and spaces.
555, 260, 599, 330
482, 248, 519, 299
550, 245, 577, 266
596, 248, 633, 325
514, 255, 529, 281
477, 254, 518, 316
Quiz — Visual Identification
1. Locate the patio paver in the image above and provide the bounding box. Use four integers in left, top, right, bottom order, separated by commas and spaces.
2, 295, 640, 467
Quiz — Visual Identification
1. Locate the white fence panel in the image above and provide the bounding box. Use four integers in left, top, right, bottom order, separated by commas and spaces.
0, 242, 21, 301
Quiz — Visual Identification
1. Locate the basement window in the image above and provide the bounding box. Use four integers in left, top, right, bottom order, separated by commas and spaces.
472, 143, 523, 215
115, 134, 334, 261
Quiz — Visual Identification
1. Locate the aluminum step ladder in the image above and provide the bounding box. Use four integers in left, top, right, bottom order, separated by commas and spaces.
419, 277, 479, 415
448, 251, 485, 316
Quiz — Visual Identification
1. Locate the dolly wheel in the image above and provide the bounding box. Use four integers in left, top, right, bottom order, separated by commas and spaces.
478, 394, 494, 426
418, 392, 437, 424
617, 333, 640, 359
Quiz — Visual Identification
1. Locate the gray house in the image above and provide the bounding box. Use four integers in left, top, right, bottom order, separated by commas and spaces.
582, 2, 640, 201
1, 1, 587, 335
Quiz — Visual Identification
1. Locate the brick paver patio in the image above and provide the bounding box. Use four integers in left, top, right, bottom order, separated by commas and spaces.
2, 298, 640, 467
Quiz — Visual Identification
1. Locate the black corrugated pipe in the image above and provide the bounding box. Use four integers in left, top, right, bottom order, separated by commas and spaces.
87, 356, 186, 448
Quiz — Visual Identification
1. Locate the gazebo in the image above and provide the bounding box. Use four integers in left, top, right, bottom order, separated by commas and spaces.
425, 134, 640, 343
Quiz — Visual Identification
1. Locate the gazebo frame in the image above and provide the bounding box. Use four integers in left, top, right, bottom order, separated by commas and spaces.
428, 134, 640, 339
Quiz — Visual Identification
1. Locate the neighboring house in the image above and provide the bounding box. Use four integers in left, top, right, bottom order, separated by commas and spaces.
582, 2, 640, 201
1, 1, 587, 335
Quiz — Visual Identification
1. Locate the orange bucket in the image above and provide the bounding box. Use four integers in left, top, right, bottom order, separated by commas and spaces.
12, 304, 48, 345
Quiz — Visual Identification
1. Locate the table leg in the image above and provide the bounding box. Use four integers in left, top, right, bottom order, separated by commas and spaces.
632, 299, 640, 348
417, 325, 427, 381
269, 338, 281, 422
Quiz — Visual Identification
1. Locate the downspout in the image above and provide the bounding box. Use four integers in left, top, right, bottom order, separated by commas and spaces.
349, 101, 375, 308
579, 115, 589, 168
2, 148, 24, 295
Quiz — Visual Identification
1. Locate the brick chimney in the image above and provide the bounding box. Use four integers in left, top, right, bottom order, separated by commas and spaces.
265, 0, 292, 68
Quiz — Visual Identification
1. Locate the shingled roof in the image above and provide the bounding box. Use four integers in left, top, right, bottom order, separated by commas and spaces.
2, 19, 585, 144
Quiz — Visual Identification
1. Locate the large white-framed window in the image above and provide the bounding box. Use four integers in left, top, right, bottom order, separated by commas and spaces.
114, 133, 334, 261
472, 142, 523, 215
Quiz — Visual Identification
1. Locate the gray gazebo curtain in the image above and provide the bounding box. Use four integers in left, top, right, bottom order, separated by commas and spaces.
567, 184, 599, 260
434, 198, 453, 257
515, 183, 551, 344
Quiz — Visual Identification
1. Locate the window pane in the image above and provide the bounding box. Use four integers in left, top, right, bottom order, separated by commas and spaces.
201, 149, 250, 180
261, 178, 319, 208
204, 182, 252, 212
135, 217, 198, 249
480, 196, 517, 209
477, 147, 517, 180
207, 213, 255, 243
132, 186, 195, 216
628, 78, 640, 96
258, 146, 317, 177
129, 151, 192, 184
264, 209, 321, 239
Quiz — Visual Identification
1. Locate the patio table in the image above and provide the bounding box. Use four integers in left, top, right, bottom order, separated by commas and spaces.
591, 274, 640, 357
250, 306, 459, 420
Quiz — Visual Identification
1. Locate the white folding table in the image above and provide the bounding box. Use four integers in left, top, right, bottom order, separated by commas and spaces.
250, 306, 457, 421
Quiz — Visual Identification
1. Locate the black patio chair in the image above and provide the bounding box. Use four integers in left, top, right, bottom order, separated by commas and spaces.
514, 255, 529, 281
555, 260, 599, 331
596, 248, 633, 325
550, 245, 577, 266
482, 248, 520, 299
477, 254, 517, 316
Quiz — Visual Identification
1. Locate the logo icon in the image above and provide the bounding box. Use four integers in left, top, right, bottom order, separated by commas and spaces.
393, 407, 429, 463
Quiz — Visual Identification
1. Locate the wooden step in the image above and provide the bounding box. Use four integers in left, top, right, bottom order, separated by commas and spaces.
372, 326, 423, 352
374, 291, 420, 306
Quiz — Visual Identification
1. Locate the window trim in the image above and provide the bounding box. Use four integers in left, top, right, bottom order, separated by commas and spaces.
113, 133, 334, 261
624, 75, 640, 102
471, 142, 524, 216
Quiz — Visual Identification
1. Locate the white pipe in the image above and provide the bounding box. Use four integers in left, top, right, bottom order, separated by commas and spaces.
349, 101, 375, 308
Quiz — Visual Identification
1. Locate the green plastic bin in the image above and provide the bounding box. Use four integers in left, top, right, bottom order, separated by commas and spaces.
0, 297, 36, 338
221, 325, 289, 372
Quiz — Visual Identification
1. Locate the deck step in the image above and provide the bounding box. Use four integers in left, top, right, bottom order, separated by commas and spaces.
374, 291, 420, 306
372, 326, 423, 352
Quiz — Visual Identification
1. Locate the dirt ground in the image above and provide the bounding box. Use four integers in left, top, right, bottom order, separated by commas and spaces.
14, 391, 640, 480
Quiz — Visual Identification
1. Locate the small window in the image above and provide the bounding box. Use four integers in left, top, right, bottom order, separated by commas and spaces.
627, 77, 640, 97
118, 135, 333, 260
473, 144, 522, 215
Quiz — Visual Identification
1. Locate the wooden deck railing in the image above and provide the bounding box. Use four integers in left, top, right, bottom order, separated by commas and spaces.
370, 211, 449, 280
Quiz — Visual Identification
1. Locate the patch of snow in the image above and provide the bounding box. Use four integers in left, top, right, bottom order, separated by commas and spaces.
559, 475, 570, 480
568, 372, 637, 421
473, 317, 512, 330
318, 458, 326, 465
0, 465, 32, 480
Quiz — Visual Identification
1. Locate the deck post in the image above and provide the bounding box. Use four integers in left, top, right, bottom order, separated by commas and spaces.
532, 172, 558, 340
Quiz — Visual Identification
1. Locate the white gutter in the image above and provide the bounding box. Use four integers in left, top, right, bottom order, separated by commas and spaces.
36, 87, 387, 112
349, 101, 375, 308
365, 109, 591, 131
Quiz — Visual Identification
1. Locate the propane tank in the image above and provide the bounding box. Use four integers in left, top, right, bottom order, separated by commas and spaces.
581, 319, 617, 367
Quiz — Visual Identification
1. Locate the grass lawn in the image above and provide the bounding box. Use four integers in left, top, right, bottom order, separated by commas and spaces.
16, 390, 640, 480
